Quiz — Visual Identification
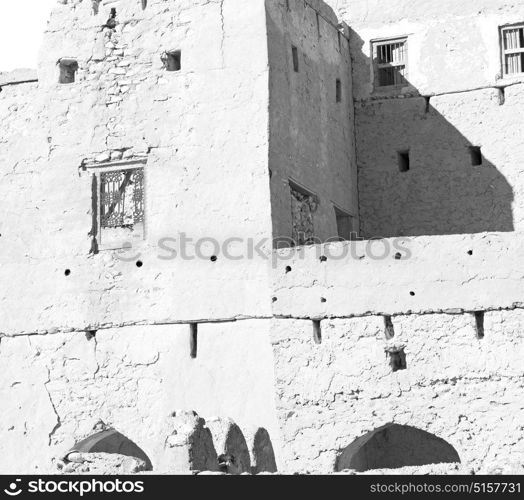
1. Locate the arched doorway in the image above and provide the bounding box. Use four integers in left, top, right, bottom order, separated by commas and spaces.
67, 429, 153, 470
335, 424, 460, 472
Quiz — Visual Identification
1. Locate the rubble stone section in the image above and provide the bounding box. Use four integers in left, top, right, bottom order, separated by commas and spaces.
156, 411, 219, 474
270, 312, 524, 473
0, 0, 523, 477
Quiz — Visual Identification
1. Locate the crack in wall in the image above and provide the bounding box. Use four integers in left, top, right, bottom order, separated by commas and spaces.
219, 0, 225, 67
44, 368, 62, 447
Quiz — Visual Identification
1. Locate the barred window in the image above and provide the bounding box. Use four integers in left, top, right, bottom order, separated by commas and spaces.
501, 25, 524, 76
372, 37, 408, 88
100, 169, 144, 229
84, 159, 146, 250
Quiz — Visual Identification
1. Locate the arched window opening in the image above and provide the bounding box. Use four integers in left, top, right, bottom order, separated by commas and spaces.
66, 428, 153, 471
335, 424, 460, 472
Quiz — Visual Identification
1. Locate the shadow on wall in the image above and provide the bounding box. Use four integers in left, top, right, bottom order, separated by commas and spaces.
59, 415, 278, 475
65, 428, 153, 471
335, 423, 461, 472
351, 31, 514, 238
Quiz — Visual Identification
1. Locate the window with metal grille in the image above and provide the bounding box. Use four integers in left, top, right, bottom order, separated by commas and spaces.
290, 181, 318, 246
501, 25, 524, 76
83, 159, 146, 250
372, 37, 408, 88
100, 168, 144, 229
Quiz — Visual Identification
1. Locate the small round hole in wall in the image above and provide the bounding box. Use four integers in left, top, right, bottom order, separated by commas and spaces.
136, 260, 143, 268
272, 297, 278, 303
410, 291, 416, 297
210, 256, 218, 262
467, 250, 473, 256
320, 256, 327, 263
285, 266, 292, 273
64, 269, 71, 277
394, 252, 402, 260
321, 297, 327, 303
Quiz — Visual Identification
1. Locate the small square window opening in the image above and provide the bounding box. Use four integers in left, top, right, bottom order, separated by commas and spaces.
59, 59, 79, 84
162, 50, 182, 72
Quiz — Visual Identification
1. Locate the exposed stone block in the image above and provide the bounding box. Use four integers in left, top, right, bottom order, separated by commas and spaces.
156, 411, 219, 474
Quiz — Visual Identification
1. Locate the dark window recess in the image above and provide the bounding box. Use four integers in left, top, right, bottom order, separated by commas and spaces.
313, 320, 322, 345
190, 323, 198, 358
92, 0, 101, 15
474, 311, 485, 339
292, 46, 299, 72
336, 79, 342, 102
398, 150, 410, 172
162, 50, 182, 71
335, 207, 353, 242
469, 146, 483, 166
141, 0, 147, 9
59, 59, 78, 84
387, 348, 407, 372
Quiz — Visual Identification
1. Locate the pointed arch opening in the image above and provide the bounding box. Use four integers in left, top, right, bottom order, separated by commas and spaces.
67, 429, 153, 471
335, 424, 460, 472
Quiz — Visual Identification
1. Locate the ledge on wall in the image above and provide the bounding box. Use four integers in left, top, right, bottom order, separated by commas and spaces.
0, 68, 38, 87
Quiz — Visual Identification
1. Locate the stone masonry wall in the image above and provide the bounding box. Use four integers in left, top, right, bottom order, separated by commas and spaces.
1, 0, 524, 475
270, 311, 524, 473
269, 233, 524, 473
267, 0, 359, 244
327, 0, 524, 238
0, 0, 275, 336
0, 320, 280, 474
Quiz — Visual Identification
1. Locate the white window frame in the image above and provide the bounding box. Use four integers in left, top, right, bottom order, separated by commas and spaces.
371, 36, 409, 90
500, 23, 524, 77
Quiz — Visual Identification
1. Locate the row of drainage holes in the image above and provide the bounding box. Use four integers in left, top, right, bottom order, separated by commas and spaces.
286, 249, 475, 270
63, 250, 474, 277
284, 249, 476, 273
63, 256, 220, 276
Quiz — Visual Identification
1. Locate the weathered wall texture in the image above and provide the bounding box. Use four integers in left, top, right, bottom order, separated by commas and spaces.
1, 0, 524, 475
326, 0, 524, 238
0, 321, 280, 474
0, 0, 275, 336
271, 311, 524, 473
271, 232, 524, 319
267, 0, 358, 243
